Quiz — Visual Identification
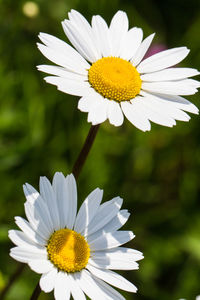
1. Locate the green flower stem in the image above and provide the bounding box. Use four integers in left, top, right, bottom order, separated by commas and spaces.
30, 124, 100, 300
30, 283, 41, 300
72, 124, 100, 179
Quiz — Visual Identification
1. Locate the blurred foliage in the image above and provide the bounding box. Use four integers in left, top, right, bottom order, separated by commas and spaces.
0, 0, 200, 299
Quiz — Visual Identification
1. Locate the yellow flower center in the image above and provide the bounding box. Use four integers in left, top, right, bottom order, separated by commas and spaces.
47, 229, 90, 273
88, 57, 142, 102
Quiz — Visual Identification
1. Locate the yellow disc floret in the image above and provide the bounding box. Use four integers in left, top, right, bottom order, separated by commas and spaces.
88, 57, 142, 102
47, 229, 90, 273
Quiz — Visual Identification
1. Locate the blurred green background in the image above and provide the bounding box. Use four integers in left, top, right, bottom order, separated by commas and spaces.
0, 0, 200, 299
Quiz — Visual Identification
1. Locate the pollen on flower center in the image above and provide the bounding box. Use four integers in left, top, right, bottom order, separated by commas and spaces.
47, 228, 90, 273
88, 57, 142, 102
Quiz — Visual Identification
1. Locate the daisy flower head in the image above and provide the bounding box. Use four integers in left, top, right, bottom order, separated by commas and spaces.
37, 10, 200, 131
9, 172, 143, 300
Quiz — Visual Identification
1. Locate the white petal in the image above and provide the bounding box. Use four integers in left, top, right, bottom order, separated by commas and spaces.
54, 272, 71, 300
186, 78, 200, 88
90, 231, 134, 251
74, 188, 103, 234
131, 33, 155, 66
85, 197, 123, 237
89, 246, 143, 270
120, 27, 143, 60
109, 11, 129, 57
24, 182, 55, 235
74, 270, 107, 300
44, 76, 90, 97
140, 92, 191, 121
23, 182, 39, 201
23, 185, 53, 240
62, 20, 97, 63
40, 268, 58, 293
87, 96, 109, 125
75, 269, 125, 300
136, 95, 176, 127
100, 209, 130, 234
68, 10, 101, 61
68, 274, 86, 300
152, 93, 199, 114
15, 216, 46, 245
65, 174, 77, 229
89, 257, 139, 270
121, 100, 151, 131
9, 230, 43, 248
38, 33, 90, 69
141, 67, 200, 82
37, 65, 87, 81
89, 274, 125, 300
37, 38, 89, 75
10, 246, 47, 263
94, 247, 144, 262
107, 101, 124, 126
39, 176, 60, 230
52, 172, 70, 229
28, 259, 53, 274
23, 199, 52, 238
87, 265, 137, 292
87, 210, 130, 243
91, 15, 112, 57
78, 88, 104, 112
137, 47, 190, 73
78, 96, 94, 112
142, 80, 198, 95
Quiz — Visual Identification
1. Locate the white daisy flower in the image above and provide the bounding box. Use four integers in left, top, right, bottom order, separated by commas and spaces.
9, 172, 143, 300
37, 10, 199, 131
